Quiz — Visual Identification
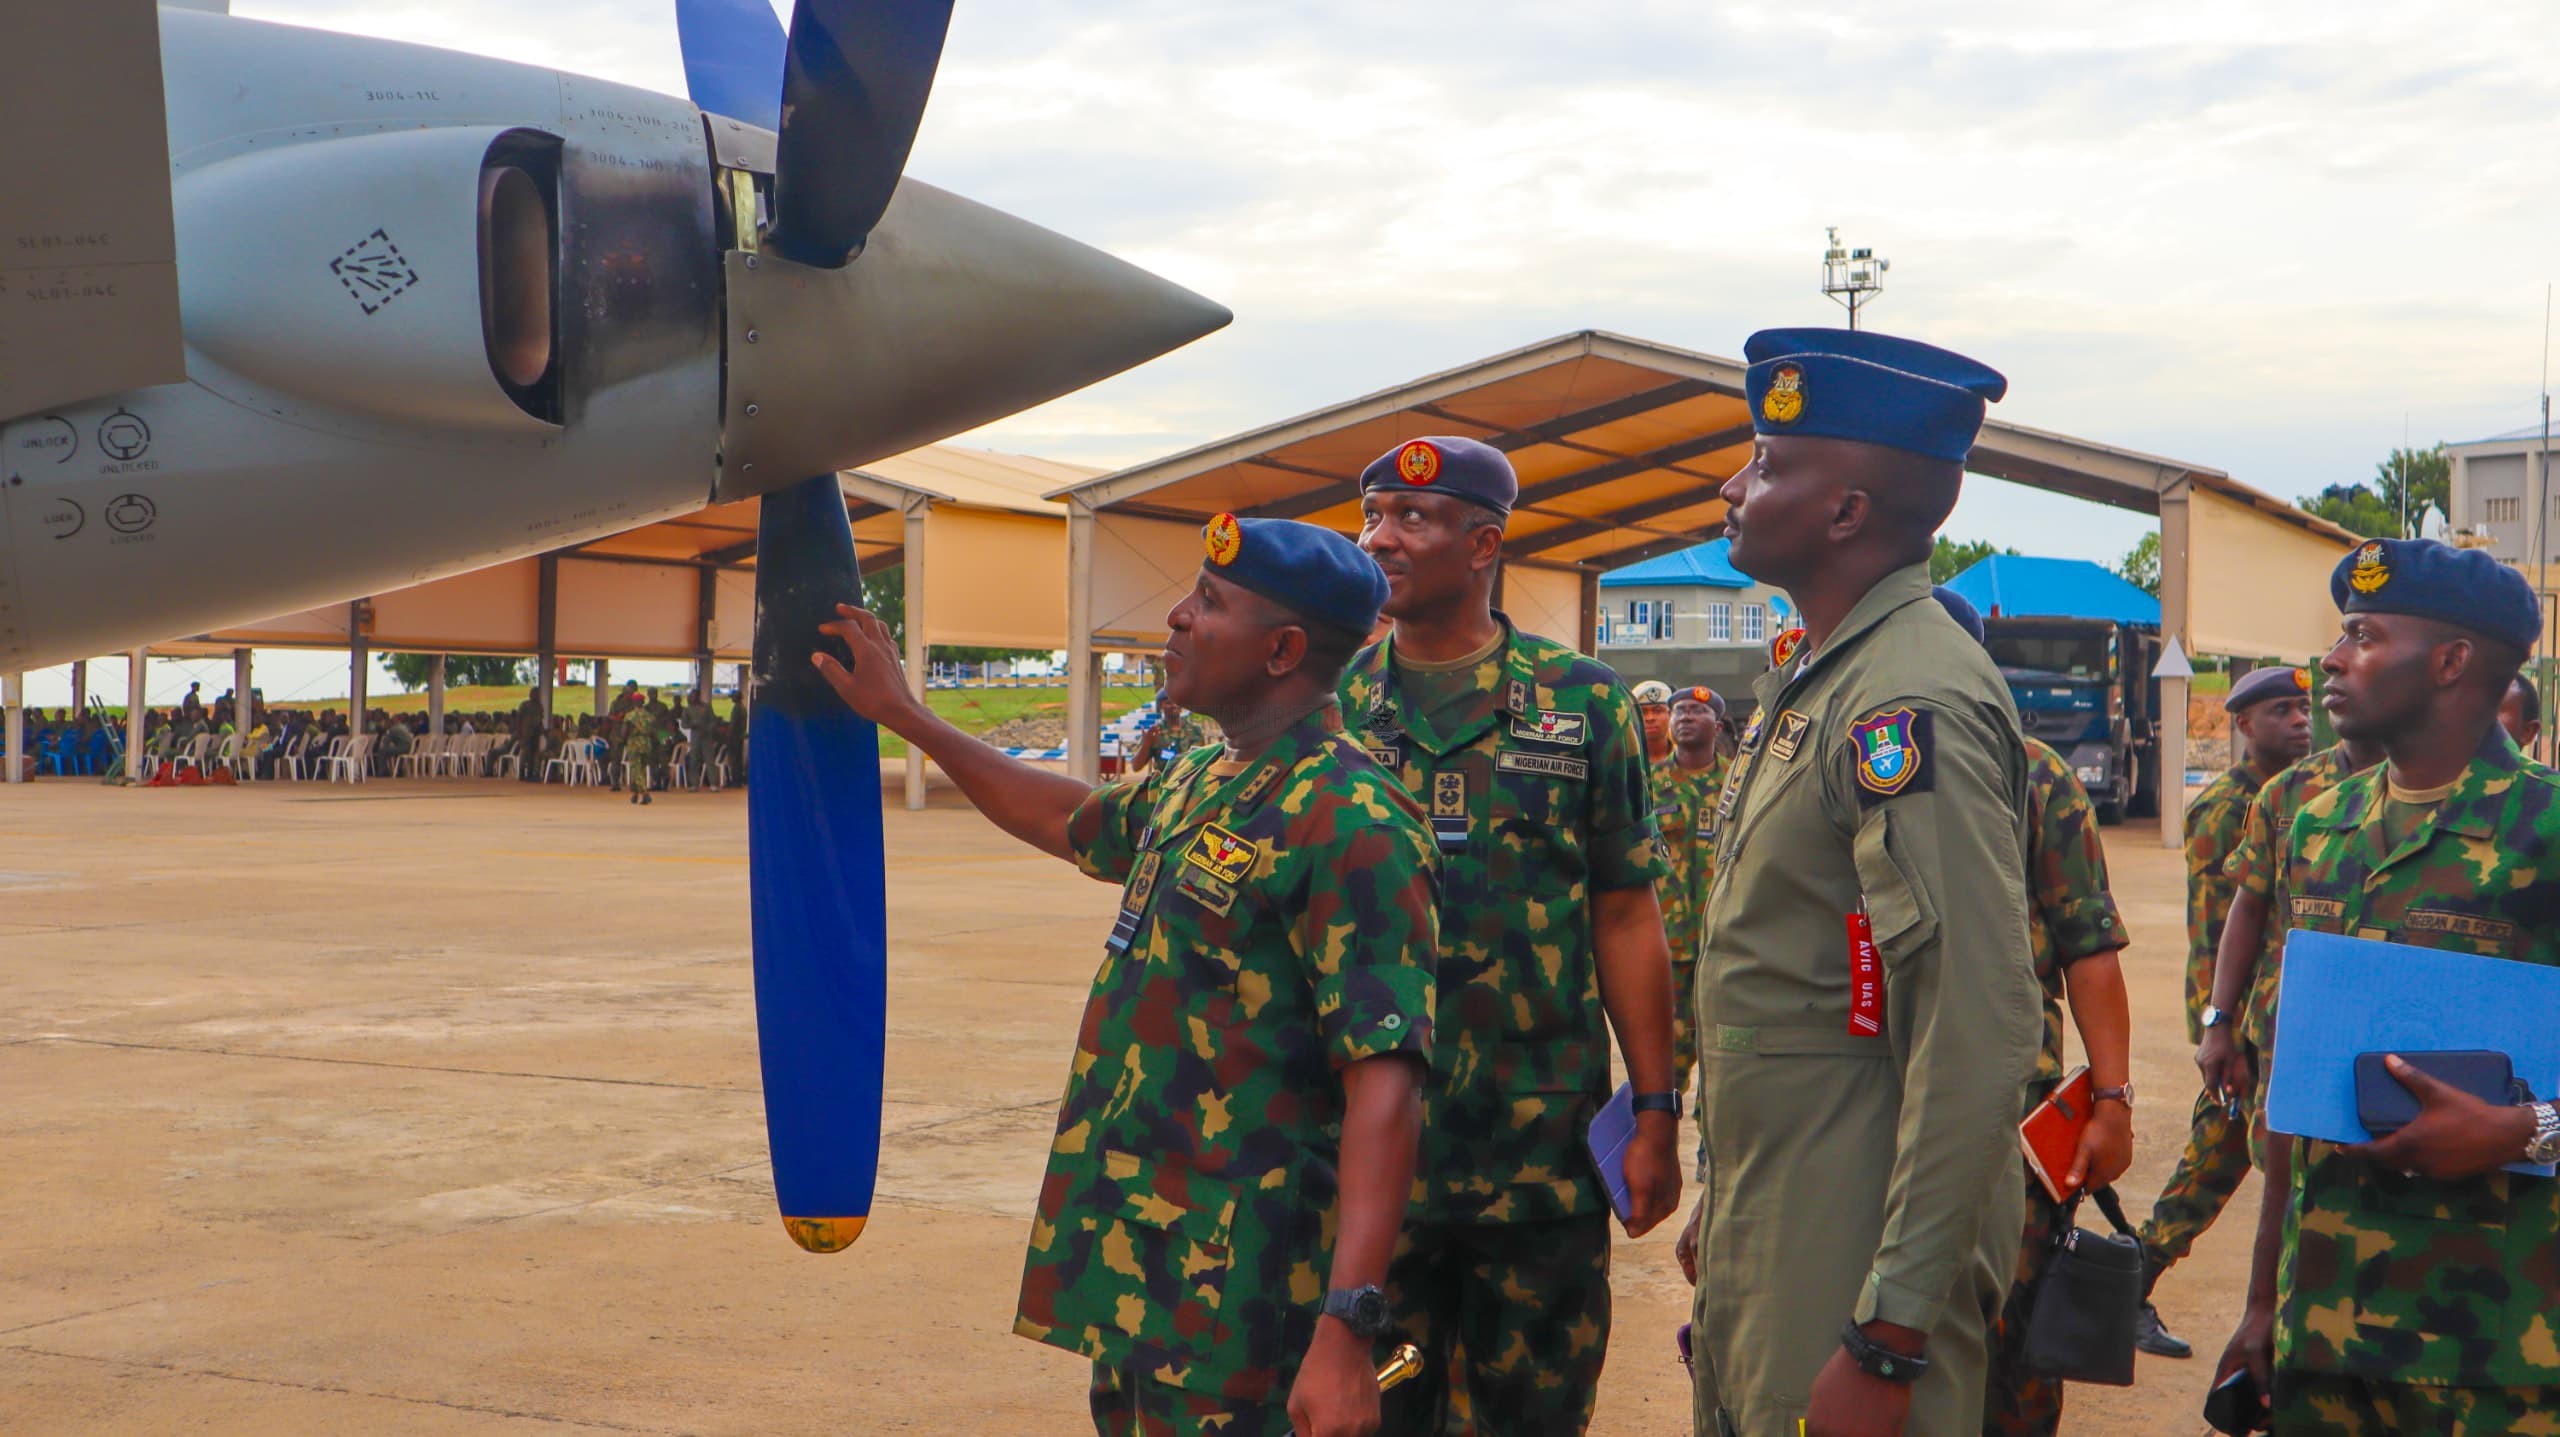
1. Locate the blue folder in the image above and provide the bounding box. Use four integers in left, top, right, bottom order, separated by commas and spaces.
2265, 930, 2560, 1177
1584, 1083, 1636, 1225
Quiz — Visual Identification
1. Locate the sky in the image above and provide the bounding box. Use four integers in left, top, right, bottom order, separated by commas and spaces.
19, 1, 2560, 704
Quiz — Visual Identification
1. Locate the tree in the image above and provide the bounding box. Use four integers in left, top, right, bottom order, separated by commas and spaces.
2299, 482, 2402, 539
383, 654, 526, 690
858, 565, 1041, 666
2115, 531, 2160, 597
2372, 444, 2450, 538
1930, 537, 2013, 584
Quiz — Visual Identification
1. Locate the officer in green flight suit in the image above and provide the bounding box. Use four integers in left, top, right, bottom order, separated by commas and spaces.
1683, 328, 2041, 1437
812, 516, 1442, 1437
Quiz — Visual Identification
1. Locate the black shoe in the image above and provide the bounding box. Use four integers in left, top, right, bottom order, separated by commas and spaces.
2135, 1302, 2192, 1359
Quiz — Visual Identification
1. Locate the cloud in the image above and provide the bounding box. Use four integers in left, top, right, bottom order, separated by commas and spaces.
229, 1, 2560, 520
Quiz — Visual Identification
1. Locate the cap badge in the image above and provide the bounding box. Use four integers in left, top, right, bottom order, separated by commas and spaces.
2349, 541, 2389, 594
1396, 440, 1442, 486
1204, 512, 1243, 566
1762, 364, 1805, 425
2292, 667, 2312, 692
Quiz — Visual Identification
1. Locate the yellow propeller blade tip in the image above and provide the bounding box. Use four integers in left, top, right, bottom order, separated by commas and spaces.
783, 1216, 867, 1253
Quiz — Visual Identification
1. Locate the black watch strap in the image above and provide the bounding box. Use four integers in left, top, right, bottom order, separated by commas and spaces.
1840, 1320, 1929, 1384
1322, 1285, 1391, 1339
1631, 1090, 1682, 1117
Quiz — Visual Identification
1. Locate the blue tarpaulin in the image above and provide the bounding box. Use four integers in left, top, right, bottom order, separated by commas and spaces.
1945, 555, 2160, 626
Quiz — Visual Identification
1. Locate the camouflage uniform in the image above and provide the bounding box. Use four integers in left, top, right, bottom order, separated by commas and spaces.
2265, 730, 2560, 1435
1013, 705, 1441, 1434
1337, 616, 1662, 1437
2139, 748, 2365, 1269
1983, 738, 2128, 1437
1654, 754, 1728, 1105
1141, 712, 1214, 774
1691, 564, 2040, 1437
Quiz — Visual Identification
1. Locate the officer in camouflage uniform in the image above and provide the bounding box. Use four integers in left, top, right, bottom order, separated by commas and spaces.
1634, 679, 1678, 767
1685, 329, 2040, 1437
812, 516, 1440, 1437
1344, 435, 1682, 1437
2217, 538, 2560, 1436
1659, 685, 1730, 1105
1926, 588, 2135, 1437
1138, 699, 1215, 776
2499, 671, 2542, 755
2131, 664, 2313, 1357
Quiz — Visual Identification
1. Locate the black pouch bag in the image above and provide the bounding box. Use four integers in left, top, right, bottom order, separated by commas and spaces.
2020, 1184, 2144, 1386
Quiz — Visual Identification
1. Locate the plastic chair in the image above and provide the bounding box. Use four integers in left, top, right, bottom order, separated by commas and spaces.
316, 735, 373, 784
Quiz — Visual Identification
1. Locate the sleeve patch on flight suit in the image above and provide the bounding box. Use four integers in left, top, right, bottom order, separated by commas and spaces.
1769, 711, 1811, 763
1498, 749, 1589, 781
1849, 707, 1932, 803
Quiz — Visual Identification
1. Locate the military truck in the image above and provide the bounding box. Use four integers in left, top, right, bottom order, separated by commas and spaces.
1983, 616, 2164, 824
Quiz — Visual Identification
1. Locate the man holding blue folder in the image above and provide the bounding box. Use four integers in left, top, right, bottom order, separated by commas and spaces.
2215, 538, 2560, 1435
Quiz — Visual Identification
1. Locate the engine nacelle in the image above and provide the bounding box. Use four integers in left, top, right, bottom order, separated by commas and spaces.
175, 125, 563, 432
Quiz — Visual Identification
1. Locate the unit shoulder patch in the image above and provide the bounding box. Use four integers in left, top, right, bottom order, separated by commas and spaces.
1848, 706, 1933, 803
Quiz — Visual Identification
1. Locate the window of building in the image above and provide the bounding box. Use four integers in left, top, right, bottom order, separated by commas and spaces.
2487, 496, 2522, 523
1656, 599, 1676, 641
1707, 602, 1732, 642
1741, 603, 1766, 644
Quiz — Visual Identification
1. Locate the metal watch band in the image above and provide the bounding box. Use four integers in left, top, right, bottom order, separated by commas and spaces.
1839, 1320, 1929, 1384
2527, 1101, 2560, 1166
1631, 1090, 1682, 1117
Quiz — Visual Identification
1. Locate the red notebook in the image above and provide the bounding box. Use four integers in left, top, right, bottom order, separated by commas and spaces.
2018, 1065, 2093, 1204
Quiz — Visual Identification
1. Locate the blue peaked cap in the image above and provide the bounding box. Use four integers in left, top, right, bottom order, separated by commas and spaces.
1744, 328, 2008, 465
2330, 538, 2541, 654
1201, 514, 1389, 638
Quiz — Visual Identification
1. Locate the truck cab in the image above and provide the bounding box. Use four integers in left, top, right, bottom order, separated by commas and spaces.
1983, 616, 2164, 824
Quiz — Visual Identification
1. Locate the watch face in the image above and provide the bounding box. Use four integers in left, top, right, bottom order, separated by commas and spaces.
1353, 1289, 1388, 1330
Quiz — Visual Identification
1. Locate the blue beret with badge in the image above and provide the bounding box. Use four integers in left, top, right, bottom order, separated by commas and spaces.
1744, 328, 2009, 465
2224, 664, 2312, 714
2330, 537, 2542, 653
1358, 436, 1517, 516
1201, 512, 1389, 638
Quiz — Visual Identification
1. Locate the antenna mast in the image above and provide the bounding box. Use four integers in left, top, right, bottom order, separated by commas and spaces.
1821, 227, 1889, 330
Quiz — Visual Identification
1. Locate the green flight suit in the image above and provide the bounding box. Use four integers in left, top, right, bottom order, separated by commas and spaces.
2266, 729, 2560, 1434
1338, 616, 1663, 1437
1690, 563, 2040, 1437
1015, 706, 1439, 1432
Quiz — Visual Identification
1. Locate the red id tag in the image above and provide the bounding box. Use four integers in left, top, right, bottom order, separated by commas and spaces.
1846, 910, 1883, 1036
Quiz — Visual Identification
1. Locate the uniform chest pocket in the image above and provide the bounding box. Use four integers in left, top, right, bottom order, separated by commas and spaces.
1490, 752, 1582, 832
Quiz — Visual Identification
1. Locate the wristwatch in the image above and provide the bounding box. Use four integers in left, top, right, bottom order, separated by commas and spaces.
1321, 1285, 1392, 1339
1839, 1320, 1930, 1384
2199, 1005, 2231, 1030
1631, 1090, 1683, 1118
2091, 1082, 2134, 1109
2526, 1101, 2560, 1167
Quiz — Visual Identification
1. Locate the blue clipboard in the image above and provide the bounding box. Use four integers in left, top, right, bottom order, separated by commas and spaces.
1584, 1083, 1636, 1225
2265, 930, 2560, 1177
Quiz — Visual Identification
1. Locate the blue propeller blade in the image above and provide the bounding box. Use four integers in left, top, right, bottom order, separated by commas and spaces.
746, 474, 888, 1252
674, 0, 788, 131
769, 0, 955, 266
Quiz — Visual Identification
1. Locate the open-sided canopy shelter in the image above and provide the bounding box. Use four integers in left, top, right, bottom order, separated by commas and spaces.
122, 445, 1089, 806
1048, 330, 2359, 844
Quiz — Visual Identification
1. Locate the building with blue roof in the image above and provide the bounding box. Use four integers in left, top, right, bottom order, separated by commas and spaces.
1593, 538, 1791, 695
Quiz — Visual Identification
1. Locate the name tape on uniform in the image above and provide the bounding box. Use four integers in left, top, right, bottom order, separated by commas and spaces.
1497, 750, 1589, 781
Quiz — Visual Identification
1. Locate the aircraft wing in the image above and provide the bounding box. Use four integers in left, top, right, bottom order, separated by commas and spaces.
0, 0, 187, 422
